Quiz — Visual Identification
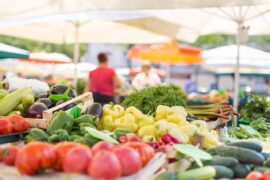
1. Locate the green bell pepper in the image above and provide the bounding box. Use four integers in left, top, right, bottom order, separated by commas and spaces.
48, 129, 70, 143
47, 111, 73, 135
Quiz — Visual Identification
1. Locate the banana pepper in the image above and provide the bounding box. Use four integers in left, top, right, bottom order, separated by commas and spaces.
102, 103, 124, 119
201, 130, 220, 149
137, 114, 154, 128
154, 120, 178, 136
125, 106, 143, 120
179, 124, 199, 138
138, 125, 157, 138
114, 113, 138, 132
101, 115, 115, 131
155, 105, 170, 120
169, 127, 189, 143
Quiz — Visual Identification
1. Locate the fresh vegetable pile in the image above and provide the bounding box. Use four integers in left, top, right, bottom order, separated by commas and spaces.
157, 141, 270, 180
0, 115, 30, 135
100, 103, 221, 149
0, 140, 155, 179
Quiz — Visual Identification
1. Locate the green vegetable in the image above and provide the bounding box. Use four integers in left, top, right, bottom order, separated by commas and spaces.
26, 128, 49, 142
48, 129, 70, 143
47, 111, 73, 134
208, 156, 238, 167
85, 127, 118, 144
228, 126, 262, 140
250, 117, 270, 138
0, 89, 8, 100
24, 135, 35, 143
84, 133, 100, 146
122, 84, 186, 114
79, 123, 96, 134
173, 144, 212, 167
265, 158, 270, 167
49, 87, 71, 102
213, 165, 234, 179
73, 115, 96, 126
156, 172, 176, 180
254, 166, 270, 173
214, 146, 264, 165
21, 94, 35, 112
176, 166, 216, 180
262, 152, 270, 159
231, 164, 250, 178
228, 141, 262, 152
113, 129, 131, 139
0, 87, 32, 115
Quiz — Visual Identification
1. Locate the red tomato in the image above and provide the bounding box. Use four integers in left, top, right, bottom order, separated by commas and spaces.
264, 170, 270, 180
125, 142, 155, 166
0, 118, 12, 134
91, 141, 114, 155
88, 150, 122, 179
114, 146, 142, 176
118, 134, 142, 143
246, 171, 263, 180
8, 115, 30, 132
2, 145, 19, 166
63, 146, 92, 174
53, 142, 85, 171
15, 142, 56, 175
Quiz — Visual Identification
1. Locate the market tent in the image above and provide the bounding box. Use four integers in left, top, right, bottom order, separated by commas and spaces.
145, 5, 270, 109
22, 52, 72, 64
202, 45, 270, 70
0, 43, 29, 59
0, 0, 269, 22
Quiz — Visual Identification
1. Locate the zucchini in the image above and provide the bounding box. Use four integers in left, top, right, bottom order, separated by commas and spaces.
254, 166, 270, 173
176, 166, 216, 180
265, 158, 270, 167
209, 156, 238, 167
206, 148, 217, 155
156, 172, 176, 180
215, 146, 264, 165
213, 165, 234, 179
228, 141, 262, 152
262, 152, 270, 159
232, 164, 250, 178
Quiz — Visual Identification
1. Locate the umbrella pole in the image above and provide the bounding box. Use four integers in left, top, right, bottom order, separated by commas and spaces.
73, 21, 80, 87
233, 24, 242, 112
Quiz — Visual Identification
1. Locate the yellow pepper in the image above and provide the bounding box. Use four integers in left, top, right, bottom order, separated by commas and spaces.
125, 106, 143, 121
155, 105, 170, 120
154, 120, 178, 136
179, 124, 199, 138
191, 120, 208, 129
102, 103, 124, 119
138, 125, 157, 138
178, 119, 190, 127
142, 135, 157, 142
169, 127, 189, 143
137, 114, 154, 128
169, 106, 187, 117
114, 113, 138, 132
201, 130, 220, 149
167, 113, 186, 124
210, 130, 219, 139
101, 115, 115, 131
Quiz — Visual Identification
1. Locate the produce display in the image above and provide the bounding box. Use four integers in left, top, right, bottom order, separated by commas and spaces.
0, 115, 30, 135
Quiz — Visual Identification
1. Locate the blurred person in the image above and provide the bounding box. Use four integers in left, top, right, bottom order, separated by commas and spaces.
132, 61, 161, 90
87, 53, 121, 104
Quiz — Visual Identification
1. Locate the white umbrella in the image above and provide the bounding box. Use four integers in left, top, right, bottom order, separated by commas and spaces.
145, 5, 270, 110
0, 0, 269, 21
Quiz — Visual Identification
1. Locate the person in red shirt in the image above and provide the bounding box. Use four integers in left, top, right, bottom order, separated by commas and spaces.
87, 53, 120, 104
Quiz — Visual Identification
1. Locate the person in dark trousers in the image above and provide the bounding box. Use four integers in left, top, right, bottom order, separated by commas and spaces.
87, 53, 121, 105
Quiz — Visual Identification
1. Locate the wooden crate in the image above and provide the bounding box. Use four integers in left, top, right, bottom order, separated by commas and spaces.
0, 153, 166, 180
24, 92, 93, 129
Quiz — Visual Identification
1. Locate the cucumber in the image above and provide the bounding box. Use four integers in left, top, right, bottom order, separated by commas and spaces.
210, 156, 238, 167
206, 148, 217, 155
228, 141, 262, 152
176, 166, 216, 180
265, 158, 270, 167
215, 146, 264, 165
262, 152, 270, 159
254, 166, 270, 173
213, 165, 234, 179
232, 164, 250, 178
156, 172, 176, 180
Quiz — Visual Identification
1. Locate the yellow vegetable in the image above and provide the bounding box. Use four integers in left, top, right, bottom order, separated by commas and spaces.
179, 125, 199, 138
138, 125, 157, 137
178, 119, 190, 126
201, 131, 220, 149
125, 106, 143, 121
169, 127, 189, 143
167, 113, 186, 124
137, 114, 154, 128
101, 115, 115, 131
210, 130, 219, 139
155, 105, 170, 120
154, 120, 178, 136
142, 135, 156, 142
114, 113, 138, 132
102, 103, 124, 119
191, 120, 208, 128
169, 106, 187, 117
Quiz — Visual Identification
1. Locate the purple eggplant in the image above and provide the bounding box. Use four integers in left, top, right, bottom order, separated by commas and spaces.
55, 100, 76, 111
50, 84, 75, 98
38, 92, 49, 99
37, 98, 54, 108
28, 102, 48, 118
85, 103, 102, 117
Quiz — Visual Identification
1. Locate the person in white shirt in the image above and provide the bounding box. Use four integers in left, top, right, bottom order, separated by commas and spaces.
132, 62, 161, 90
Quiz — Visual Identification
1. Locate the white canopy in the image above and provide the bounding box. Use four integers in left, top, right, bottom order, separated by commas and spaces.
1, 0, 269, 21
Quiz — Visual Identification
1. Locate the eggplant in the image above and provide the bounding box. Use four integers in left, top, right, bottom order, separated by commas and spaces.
38, 92, 49, 99
85, 103, 102, 117
37, 98, 54, 108
50, 84, 75, 98
28, 102, 48, 118
55, 100, 76, 111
